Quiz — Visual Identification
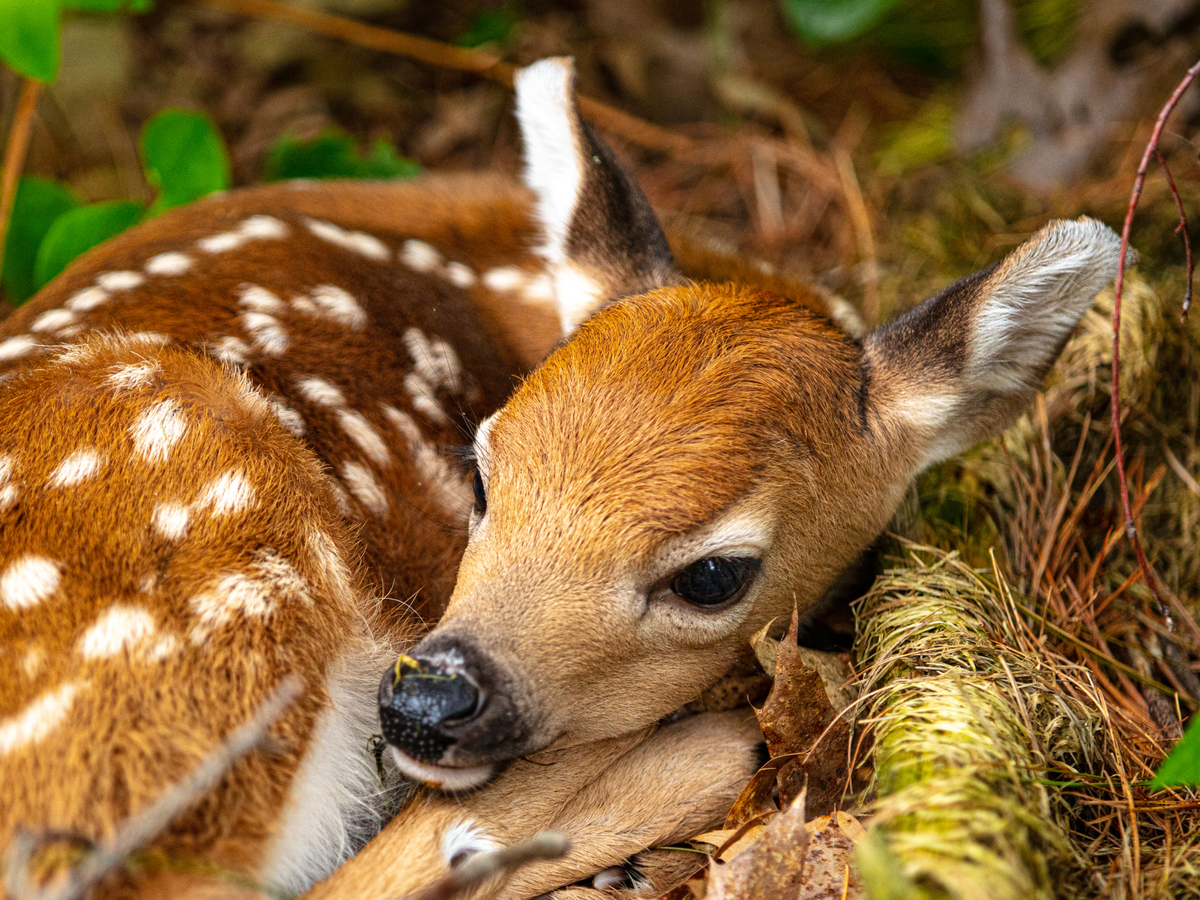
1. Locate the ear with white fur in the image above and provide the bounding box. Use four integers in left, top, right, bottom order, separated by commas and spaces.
514, 57, 680, 335
864, 216, 1123, 471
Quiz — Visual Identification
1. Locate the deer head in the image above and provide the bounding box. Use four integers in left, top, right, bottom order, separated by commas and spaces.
379, 57, 1123, 790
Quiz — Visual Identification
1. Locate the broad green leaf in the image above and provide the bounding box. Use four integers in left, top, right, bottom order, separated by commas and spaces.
1151, 714, 1200, 788
779, 0, 902, 45
34, 200, 142, 288
263, 130, 421, 182
63, 0, 153, 10
0, 0, 61, 82
3, 176, 78, 304
139, 109, 230, 216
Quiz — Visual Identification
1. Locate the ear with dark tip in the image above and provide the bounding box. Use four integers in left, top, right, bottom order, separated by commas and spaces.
514, 57, 680, 335
864, 216, 1124, 473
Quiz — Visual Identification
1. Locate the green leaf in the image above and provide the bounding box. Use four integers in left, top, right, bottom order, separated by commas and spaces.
139, 109, 230, 216
457, 7, 519, 48
63, 0, 153, 11
0, 0, 62, 81
34, 200, 142, 288
3, 176, 78, 304
263, 130, 421, 182
1152, 714, 1200, 789
779, 0, 902, 45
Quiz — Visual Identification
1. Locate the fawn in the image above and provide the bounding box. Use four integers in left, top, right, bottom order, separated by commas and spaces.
0, 55, 1119, 899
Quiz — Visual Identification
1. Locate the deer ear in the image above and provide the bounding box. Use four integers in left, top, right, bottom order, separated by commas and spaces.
864, 217, 1123, 472
514, 57, 680, 336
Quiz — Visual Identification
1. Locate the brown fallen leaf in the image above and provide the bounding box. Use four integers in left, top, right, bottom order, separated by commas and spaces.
706, 789, 809, 900
755, 609, 857, 815
797, 813, 867, 900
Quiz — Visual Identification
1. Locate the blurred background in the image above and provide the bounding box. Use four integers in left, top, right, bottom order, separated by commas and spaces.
5, 0, 1200, 324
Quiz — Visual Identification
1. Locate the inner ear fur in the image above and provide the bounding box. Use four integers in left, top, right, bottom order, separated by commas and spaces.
514, 58, 680, 335
863, 216, 1123, 473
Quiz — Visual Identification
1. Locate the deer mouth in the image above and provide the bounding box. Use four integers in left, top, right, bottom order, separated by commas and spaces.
388, 747, 497, 792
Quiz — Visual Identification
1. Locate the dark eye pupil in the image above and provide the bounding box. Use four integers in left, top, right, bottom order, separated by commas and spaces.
671, 557, 758, 607
472, 468, 487, 514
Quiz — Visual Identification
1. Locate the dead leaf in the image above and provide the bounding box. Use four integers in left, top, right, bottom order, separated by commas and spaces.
796, 814, 867, 899
706, 789, 810, 900
723, 761, 780, 829
755, 609, 857, 815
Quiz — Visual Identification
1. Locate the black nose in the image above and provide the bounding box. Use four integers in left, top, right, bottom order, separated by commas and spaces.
378, 655, 484, 763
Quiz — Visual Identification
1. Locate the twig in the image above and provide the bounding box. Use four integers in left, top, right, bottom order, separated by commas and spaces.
400, 832, 570, 900
1154, 149, 1194, 321
1110, 58, 1200, 642
0, 79, 43, 284
3, 675, 303, 900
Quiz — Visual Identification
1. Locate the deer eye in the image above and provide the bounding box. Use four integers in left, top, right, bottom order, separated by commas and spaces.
472, 468, 487, 515
670, 557, 759, 608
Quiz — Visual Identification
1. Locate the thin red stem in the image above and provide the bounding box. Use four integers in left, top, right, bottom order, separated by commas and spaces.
1154, 148, 1194, 321
1111, 58, 1200, 634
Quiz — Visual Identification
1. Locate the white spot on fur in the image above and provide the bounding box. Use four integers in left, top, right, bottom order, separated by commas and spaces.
147, 634, 180, 661
30, 309, 76, 333
145, 252, 193, 276
482, 266, 527, 292
195, 470, 257, 516
303, 218, 389, 261
402, 328, 475, 426
209, 335, 251, 367
0, 335, 39, 361
342, 461, 388, 517
198, 215, 289, 254
523, 272, 556, 303
383, 405, 471, 516
96, 270, 145, 291
130, 399, 188, 463
21, 647, 43, 678
65, 286, 111, 311
297, 376, 346, 408
441, 820, 499, 867
307, 530, 353, 603
239, 284, 286, 314
127, 332, 170, 346
515, 59, 583, 267
0, 682, 79, 756
242, 312, 289, 356
0, 455, 16, 510
291, 295, 318, 316
152, 502, 191, 540
311, 285, 367, 329
197, 231, 244, 254
401, 239, 442, 273
188, 549, 309, 640
267, 397, 306, 436
241, 215, 290, 240
107, 361, 160, 391
49, 449, 105, 487
1, 555, 60, 610
77, 606, 157, 659
190, 573, 273, 635
445, 262, 476, 289
326, 478, 352, 517
338, 410, 390, 466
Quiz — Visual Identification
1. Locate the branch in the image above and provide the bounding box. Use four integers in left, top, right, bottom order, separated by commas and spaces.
0, 79, 43, 287
400, 832, 570, 900
1110, 58, 1200, 650
3, 675, 304, 900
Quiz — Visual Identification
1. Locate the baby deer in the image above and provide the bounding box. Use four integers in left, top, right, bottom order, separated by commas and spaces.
0, 53, 1118, 900
378, 58, 1123, 793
